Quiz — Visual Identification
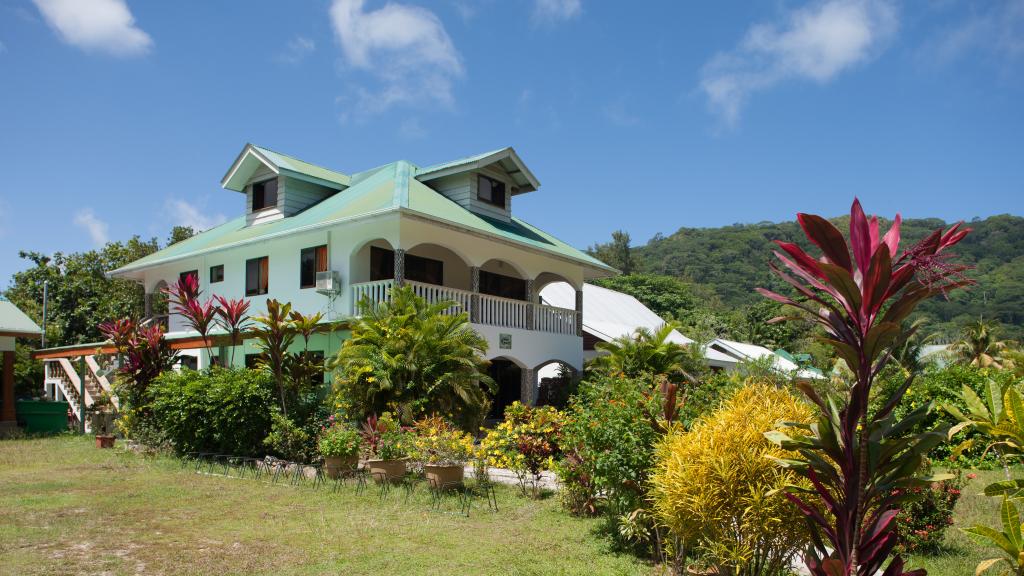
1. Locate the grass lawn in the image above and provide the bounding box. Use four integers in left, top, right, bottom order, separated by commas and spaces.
0, 436, 648, 576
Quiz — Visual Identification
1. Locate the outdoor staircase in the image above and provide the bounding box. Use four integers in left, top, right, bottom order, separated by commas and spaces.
44, 356, 119, 431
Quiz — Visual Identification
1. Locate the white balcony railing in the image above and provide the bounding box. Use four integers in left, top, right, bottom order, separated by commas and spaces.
350, 279, 577, 335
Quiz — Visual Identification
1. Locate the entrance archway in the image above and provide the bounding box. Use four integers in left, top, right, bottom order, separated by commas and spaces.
487, 357, 523, 420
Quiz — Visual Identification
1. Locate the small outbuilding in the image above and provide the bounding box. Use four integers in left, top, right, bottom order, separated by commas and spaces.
0, 297, 43, 435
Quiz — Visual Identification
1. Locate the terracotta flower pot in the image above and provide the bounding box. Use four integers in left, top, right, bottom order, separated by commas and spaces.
366, 458, 406, 482
95, 435, 115, 449
424, 464, 464, 487
324, 454, 358, 479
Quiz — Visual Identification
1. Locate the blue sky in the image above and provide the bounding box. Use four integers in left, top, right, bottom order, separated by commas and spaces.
1, 0, 1022, 288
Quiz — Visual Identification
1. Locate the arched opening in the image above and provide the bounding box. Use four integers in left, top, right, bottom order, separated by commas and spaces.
486, 356, 524, 421
534, 273, 580, 304
349, 238, 396, 285
479, 259, 528, 300
534, 360, 578, 409
149, 280, 169, 331
404, 243, 473, 290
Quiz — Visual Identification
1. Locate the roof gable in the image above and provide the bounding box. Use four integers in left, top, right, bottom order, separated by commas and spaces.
415, 147, 539, 193
222, 144, 350, 192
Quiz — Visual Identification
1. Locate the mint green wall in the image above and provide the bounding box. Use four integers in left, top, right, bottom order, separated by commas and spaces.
215, 329, 351, 385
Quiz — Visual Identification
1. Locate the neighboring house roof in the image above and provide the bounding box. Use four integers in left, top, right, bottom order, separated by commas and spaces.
710, 338, 823, 380
0, 297, 43, 338
538, 282, 734, 365
111, 158, 614, 277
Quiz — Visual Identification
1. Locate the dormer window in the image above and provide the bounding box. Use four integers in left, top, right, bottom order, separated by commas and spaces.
252, 179, 278, 211
477, 174, 506, 207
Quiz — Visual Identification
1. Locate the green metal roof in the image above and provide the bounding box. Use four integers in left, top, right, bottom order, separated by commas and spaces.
415, 147, 539, 193
111, 157, 614, 276
251, 145, 351, 188
0, 298, 42, 337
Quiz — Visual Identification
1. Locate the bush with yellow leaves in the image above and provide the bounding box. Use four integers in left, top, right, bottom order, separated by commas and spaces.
650, 382, 812, 575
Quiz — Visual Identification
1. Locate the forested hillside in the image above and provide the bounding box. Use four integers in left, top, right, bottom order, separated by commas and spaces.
589, 214, 1024, 341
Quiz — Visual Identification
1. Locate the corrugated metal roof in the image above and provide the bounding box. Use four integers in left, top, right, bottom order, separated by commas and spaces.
251, 145, 351, 187
711, 338, 823, 379
111, 159, 613, 276
0, 298, 42, 337
539, 282, 735, 364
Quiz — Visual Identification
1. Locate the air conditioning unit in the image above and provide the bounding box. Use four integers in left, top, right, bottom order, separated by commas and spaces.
316, 270, 341, 294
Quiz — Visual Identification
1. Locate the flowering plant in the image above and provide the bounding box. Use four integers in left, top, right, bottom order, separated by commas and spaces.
318, 419, 361, 458
409, 415, 474, 466
479, 402, 562, 497
893, 468, 965, 554
360, 412, 408, 460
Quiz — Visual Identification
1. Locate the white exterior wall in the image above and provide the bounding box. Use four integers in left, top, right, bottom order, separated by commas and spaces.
134, 211, 585, 374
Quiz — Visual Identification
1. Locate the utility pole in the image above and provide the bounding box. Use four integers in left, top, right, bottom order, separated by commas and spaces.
41, 280, 48, 348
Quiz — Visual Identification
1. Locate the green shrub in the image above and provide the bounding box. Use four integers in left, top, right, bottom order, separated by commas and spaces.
317, 419, 361, 458
893, 467, 965, 554
651, 383, 812, 575
557, 373, 668, 553
479, 402, 562, 497
873, 364, 1019, 467
264, 412, 313, 461
150, 368, 274, 457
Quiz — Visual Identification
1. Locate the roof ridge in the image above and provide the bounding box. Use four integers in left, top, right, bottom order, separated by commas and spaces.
251, 144, 348, 177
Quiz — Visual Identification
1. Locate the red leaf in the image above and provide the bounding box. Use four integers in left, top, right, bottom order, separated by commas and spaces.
775, 241, 826, 279
882, 213, 901, 257
850, 198, 872, 274
797, 213, 853, 271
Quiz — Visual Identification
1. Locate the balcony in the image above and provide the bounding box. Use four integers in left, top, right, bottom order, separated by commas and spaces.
350, 279, 577, 336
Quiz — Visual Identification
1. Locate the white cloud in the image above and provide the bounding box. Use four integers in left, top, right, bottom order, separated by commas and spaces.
602, 99, 640, 127
74, 208, 110, 247
277, 35, 315, 64
533, 0, 582, 24
926, 1, 1024, 66
701, 0, 897, 127
165, 199, 227, 232
329, 0, 463, 121
33, 0, 152, 57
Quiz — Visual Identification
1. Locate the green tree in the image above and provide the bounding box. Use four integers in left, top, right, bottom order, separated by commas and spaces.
166, 226, 196, 246
332, 286, 494, 430
3, 237, 160, 345
588, 230, 635, 274
952, 319, 1015, 369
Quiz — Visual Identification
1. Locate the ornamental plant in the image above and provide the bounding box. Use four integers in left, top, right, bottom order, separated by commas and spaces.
317, 419, 361, 458
761, 199, 971, 576
651, 383, 813, 576
163, 275, 217, 359
360, 413, 408, 461
409, 415, 474, 466
892, 467, 965, 555
479, 401, 562, 497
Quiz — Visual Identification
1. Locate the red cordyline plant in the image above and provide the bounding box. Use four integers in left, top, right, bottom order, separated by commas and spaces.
761, 198, 971, 576
163, 275, 217, 360
214, 295, 251, 366
99, 320, 178, 412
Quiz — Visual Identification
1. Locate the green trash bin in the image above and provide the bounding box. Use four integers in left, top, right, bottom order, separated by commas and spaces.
16, 400, 70, 434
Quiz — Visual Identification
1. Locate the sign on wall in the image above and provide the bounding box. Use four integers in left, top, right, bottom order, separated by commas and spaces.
499, 333, 512, 350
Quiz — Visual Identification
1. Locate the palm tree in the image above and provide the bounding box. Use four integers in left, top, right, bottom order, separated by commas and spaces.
333, 286, 494, 430
590, 323, 698, 382
889, 319, 935, 377
951, 320, 1015, 369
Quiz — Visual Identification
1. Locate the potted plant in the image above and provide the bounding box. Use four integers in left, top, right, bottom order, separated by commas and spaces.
361, 413, 408, 481
90, 392, 116, 449
318, 418, 361, 479
411, 415, 474, 486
